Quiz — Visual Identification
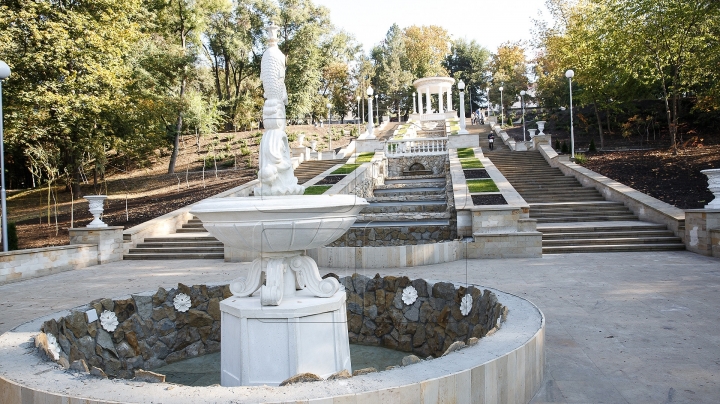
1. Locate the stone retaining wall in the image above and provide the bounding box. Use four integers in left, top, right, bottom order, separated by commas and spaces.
387, 155, 447, 177
0, 244, 98, 284
343, 274, 506, 358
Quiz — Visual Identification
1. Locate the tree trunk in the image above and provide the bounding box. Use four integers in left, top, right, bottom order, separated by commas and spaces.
593, 102, 604, 149
168, 76, 186, 174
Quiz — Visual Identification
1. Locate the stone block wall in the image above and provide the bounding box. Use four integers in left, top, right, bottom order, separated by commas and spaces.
69, 227, 124, 264
387, 155, 447, 177
685, 210, 720, 256
330, 225, 456, 247
342, 274, 506, 358
0, 245, 97, 284
39, 284, 230, 379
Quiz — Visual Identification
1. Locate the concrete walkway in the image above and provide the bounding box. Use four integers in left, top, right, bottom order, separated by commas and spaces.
1, 251, 719, 403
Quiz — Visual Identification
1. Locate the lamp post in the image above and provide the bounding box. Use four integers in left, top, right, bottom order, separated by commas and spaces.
0, 61, 9, 252
499, 86, 504, 127
520, 90, 527, 142
366, 86, 374, 138
326, 102, 332, 151
356, 95, 361, 134
486, 87, 490, 118
458, 80, 469, 134
375, 94, 379, 125
566, 69, 575, 159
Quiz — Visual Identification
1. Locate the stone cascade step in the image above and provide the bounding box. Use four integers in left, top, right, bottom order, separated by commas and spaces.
486, 149, 684, 254
332, 223, 455, 247
372, 186, 446, 198
123, 233, 224, 260
361, 200, 447, 214
295, 158, 348, 183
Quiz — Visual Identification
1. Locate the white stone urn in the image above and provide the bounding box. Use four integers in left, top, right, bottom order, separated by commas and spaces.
85, 195, 108, 228
536, 121, 546, 135
701, 169, 720, 209
297, 133, 305, 147
310, 140, 317, 151
528, 129, 537, 138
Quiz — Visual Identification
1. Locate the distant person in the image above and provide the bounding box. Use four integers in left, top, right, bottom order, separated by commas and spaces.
488, 132, 495, 150
471, 112, 476, 125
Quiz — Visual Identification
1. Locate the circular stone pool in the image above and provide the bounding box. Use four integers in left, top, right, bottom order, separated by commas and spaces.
0, 278, 545, 403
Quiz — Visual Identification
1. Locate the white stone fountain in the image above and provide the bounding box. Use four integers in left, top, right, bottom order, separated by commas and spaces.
190, 24, 366, 387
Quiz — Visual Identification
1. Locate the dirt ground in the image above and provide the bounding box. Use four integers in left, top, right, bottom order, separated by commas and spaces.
10, 124, 357, 250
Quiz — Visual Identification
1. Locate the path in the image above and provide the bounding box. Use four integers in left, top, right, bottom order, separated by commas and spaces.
1, 251, 719, 403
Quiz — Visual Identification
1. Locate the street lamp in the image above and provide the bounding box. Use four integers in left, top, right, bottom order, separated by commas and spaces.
457, 80, 469, 134
566, 69, 575, 159
0, 61, 10, 252
375, 94, 379, 125
326, 102, 332, 151
366, 86, 374, 138
498, 86, 504, 127
486, 87, 490, 118
520, 90, 527, 142
356, 95, 361, 134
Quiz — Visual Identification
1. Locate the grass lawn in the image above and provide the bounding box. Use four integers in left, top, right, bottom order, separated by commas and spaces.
355, 152, 375, 163
467, 179, 499, 193
303, 185, 332, 195
331, 163, 361, 175
460, 158, 484, 169
456, 148, 475, 159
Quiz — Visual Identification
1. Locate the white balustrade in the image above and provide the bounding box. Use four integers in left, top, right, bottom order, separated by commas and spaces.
386, 137, 448, 157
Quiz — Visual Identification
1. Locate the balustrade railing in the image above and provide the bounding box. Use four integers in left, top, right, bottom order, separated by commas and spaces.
385, 137, 448, 157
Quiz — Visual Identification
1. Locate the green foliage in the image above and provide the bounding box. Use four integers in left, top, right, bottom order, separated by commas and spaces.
573, 153, 587, 164
561, 141, 569, 154
332, 163, 361, 175
303, 185, 332, 195
555, 139, 561, 150
460, 158, 484, 169
588, 139, 597, 153
240, 147, 251, 156
287, 133, 298, 142
7, 222, 18, 251
466, 179, 499, 193
456, 148, 476, 158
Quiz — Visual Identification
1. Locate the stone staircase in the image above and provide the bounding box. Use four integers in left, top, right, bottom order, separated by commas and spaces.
483, 146, 684, 254
124, 159, 348, 260
330, 174, 456, 247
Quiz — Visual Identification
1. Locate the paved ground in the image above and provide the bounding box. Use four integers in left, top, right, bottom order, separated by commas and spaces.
2, 251, 719, 403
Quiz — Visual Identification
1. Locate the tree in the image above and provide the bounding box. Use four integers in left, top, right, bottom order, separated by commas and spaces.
0, 0, 149, 194
372, 24, 413, 120
444, 38, 491, 112
490, 42, 530, 118
403, 25, 451, 78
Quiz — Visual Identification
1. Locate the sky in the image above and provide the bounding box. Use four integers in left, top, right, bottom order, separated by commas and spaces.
312, 0, 553, 54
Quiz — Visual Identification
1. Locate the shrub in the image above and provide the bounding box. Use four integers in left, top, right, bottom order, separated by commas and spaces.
7, 222, 18, 251
287, 132, 297, 142
588, 139, 597, 153
240, 147, 251, 156
555, 139, 561, 150
561, 141, 569, 154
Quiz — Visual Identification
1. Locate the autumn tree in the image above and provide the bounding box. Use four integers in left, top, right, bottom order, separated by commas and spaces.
490, 42, 530, 120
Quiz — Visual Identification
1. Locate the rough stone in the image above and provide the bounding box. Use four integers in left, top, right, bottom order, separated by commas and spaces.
404, 305, 419, 322
207, 298, 221, 321
401, 355, 422, 366
90, 366, 108, 379
132, 294, 153, 321
432, 282, 456, 300
279, 372, 323, 386
69, 359, 89, 373
467, 337, 479, 346
442, 341, 466, 356
352, 367, 377, 376
65, 311, 88, 339
327, 369, 351, 380
134, 369, 166, 383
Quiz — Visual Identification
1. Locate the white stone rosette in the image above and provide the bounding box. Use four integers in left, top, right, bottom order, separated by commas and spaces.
460, 294, 473, 316
401, 285, 418, 305
173, 293, 191, 312
99, 310, 118, 332
46, 333, 61, 360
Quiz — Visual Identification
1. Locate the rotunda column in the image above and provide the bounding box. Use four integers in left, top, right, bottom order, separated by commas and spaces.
425, 87, 431, 114
417, 89, 423, 115
446, 86, 452, 112
438, 88, 444, 113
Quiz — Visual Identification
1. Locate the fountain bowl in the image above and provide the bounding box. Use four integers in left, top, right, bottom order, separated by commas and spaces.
190, 194, 368, 253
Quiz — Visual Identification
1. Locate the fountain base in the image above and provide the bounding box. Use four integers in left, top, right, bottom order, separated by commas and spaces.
220, 289, 351, 386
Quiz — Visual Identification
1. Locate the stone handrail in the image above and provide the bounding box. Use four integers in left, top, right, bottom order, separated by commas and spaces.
386, 137, 447, 157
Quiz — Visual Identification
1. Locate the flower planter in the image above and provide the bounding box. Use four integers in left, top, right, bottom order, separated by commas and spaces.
84, 195, 108, 228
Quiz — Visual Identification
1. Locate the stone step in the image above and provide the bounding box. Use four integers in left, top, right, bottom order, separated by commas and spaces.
366, 195, 448, 203
543, 243, 685, 254
535, 215, 638, 223
123, 253, 225, 260
333, 224, 455, 247
175, 227, 209, 233
542, 236, 682, 246
531, 210, 632, 218
181, 223, 206, 228
537, 224, 668, 233
144, 236, 219, 242
138, 241, 224, 248
356, 212, 451, 222
362, 201, 447, 214
351, 219, 450, 228
128, 247, 224, 254
376, 181, 446, 190
542, 230, 675, 240
373, 187, 446, 197
385, 177, 445, 185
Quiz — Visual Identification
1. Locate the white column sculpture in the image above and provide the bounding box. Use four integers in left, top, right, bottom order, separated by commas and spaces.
458, 80, 469, 134
438, 89, 444, 113
417, 90, 423, 114
367, 88, 375, 138
425, 87, 431, 114
254, 25, 304, 197
446, 87, 452, 112
412, 92, 417, 114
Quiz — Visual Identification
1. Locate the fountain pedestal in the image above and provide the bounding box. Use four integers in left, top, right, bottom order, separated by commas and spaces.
220, 290, 351, 386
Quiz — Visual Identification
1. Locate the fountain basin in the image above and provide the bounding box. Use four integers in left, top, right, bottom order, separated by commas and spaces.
191, 195, 368, 253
